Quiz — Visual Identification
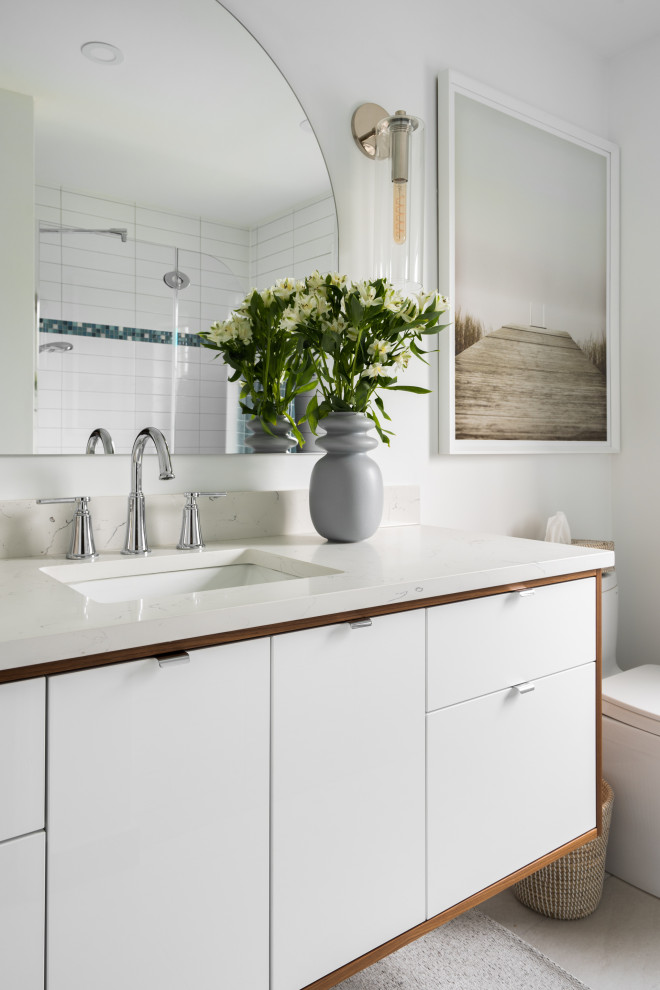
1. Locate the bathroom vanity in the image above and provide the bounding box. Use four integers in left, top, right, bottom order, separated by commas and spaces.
0, 525, 613, 990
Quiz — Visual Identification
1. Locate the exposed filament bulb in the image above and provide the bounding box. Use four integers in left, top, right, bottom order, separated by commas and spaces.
393, 181, 407, 245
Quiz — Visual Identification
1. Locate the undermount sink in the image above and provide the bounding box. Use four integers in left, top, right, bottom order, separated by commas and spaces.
41, 548, 341, 605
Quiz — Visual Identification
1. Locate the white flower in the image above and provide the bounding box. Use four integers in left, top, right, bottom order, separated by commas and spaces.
392, 349, 412, 369
273, 277, 299, 299
368, 339, 393, 360
231, 317, 252, 343
355, 281, 380, 307
361, 362, 387, 378
306, 270, 326, 290
383, 284, 405, 313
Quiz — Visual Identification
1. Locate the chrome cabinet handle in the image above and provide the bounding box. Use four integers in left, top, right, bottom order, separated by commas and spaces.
518, 589, 536, 598
512, 681, 536, 694
348, 619, 373, 629
156, 652, 191, 668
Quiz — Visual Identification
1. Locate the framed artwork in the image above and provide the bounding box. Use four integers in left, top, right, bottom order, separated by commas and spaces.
437, 71, 620, 453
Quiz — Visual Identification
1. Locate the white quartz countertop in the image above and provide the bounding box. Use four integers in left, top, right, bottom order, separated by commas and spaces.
0, 525, 614, 673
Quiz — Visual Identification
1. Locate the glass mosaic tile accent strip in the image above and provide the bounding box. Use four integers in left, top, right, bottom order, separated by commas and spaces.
40, 318, 202, 348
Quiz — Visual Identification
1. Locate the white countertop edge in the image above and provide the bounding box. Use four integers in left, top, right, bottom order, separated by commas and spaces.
0, 526, 614, 672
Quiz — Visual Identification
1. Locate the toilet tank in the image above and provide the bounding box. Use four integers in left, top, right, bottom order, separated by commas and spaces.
602, 569, 618, 678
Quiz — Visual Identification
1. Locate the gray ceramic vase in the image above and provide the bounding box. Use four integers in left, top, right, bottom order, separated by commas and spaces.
246, 415, 295, 453
309, 412, 384, 542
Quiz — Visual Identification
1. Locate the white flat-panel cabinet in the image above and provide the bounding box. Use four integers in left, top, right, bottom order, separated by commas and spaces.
0, 678, 45, 841
271, 611, 426, 990
0, 832, 45, 990
47, 641, 270, 990
427, 662, 596, 917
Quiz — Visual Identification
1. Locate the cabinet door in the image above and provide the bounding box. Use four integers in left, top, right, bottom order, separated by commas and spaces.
0, 832, 45, 990
0, 678, 45, 841
427, 662, 596, 917
48, 641, 270, 990
271, 611, 426, 990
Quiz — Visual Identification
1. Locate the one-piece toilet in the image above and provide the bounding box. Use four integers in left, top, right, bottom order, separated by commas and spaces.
601, 566, 660, 897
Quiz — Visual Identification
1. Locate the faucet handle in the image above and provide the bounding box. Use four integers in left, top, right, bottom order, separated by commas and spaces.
177, 492, 227, 551
37, 496, 98, 560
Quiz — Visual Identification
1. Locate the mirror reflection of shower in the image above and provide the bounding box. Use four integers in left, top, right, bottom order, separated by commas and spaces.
39, 224, 128, 242
36, 221, 245, 454
39, 341, 73, 354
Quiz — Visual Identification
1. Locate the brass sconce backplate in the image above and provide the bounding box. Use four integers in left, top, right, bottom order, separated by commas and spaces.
351, 103, 389, 159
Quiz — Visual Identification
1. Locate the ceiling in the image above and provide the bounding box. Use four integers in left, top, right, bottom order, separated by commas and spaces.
0, 0, 331, 226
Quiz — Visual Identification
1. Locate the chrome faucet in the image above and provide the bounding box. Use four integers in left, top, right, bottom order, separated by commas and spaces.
122, 427, 174, 555
86, 427, 115, 454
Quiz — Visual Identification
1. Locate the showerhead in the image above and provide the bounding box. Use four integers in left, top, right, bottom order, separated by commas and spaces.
163, 270, 191, 290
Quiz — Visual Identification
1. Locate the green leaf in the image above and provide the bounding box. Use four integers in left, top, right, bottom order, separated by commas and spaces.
374, 394, 392, 421
386, 385, 432, 394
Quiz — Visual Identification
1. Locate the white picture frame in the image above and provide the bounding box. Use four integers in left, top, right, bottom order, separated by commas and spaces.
437, 71, 620, 454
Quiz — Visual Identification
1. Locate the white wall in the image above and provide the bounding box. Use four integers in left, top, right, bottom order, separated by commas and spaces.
0, 0, 614, 545
0, 90, 35, 453
609, 36, 660, 668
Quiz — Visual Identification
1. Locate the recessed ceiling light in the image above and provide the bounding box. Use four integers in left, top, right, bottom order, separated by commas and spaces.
80, 41, 124, 66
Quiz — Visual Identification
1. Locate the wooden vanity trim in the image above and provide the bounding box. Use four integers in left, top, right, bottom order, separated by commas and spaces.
0, 568, 602, 684
300, 827, 599, 990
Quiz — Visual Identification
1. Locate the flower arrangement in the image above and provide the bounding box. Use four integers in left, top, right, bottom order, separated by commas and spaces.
200, 272, 450, 446
199, 278, 317, 446
289, 272, 450, 444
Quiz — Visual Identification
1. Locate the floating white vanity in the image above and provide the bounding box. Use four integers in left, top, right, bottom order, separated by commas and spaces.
0, 524, 613, 990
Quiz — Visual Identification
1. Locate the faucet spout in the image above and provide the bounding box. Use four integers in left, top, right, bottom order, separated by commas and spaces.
130, 427, 174, 496
86, 427, 115, 454
123, 427, 174, 555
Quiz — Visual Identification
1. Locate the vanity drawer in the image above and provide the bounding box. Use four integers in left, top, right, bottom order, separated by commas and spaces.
426, 660, 596, 917
426, 577, 596, 711
0, 678, 45, 842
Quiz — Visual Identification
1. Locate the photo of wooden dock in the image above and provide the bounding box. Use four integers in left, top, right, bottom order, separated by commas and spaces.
454, 324, 607, 441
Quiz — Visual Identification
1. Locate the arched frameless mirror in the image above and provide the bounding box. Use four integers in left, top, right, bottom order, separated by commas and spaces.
0, 0, 337, 454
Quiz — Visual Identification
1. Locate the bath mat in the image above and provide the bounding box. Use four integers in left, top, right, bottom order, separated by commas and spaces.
335, 909, 591, 990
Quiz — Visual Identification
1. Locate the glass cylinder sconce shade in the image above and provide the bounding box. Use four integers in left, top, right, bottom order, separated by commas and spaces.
373, 111, 425, 295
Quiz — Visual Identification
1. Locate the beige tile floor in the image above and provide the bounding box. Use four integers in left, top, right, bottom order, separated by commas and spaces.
479, 875, 660, 990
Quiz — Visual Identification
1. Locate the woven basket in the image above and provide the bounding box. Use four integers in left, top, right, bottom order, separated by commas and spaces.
571, 539, 615, 552
513, 779, 614, 920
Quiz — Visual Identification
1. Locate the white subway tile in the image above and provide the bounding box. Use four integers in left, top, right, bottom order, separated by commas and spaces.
35, 429, 63, 451
36, 205, 63, 226
294, 197, 336, 227
36, 389, 62, 410
136, 226, 200, 253
60, 191, 135, 224
136, 375, 170, 396
37, 407, 61, 429
36, 185, 61, 208
135, 208, 200, 237
201, 220, 249, 246
134, 358, 173, 380
256, 229, 294, 259
256, 214, 293, 242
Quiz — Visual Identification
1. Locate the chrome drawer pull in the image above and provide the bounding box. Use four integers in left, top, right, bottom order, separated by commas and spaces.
157, 651, 191, 668
348, 619, 373, 629
518, 590, 536, 598
512, 681, 536, 694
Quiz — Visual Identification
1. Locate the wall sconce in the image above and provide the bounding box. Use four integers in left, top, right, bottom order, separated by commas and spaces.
351, 102, 425, 295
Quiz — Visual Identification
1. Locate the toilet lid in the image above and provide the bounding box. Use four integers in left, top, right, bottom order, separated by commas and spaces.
603, 665, 660, 736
